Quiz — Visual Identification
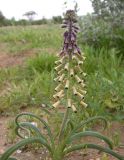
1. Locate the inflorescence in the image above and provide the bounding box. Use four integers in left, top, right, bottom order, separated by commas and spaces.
52, 10, 87, 112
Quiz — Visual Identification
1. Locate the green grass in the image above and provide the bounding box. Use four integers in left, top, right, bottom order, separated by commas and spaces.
0, 25, 63, 54
0, 52, 56, 113
1, 71, 54, 113
83, 47, 124, 120
0, 25, 124, 120
27, 53, 57, 73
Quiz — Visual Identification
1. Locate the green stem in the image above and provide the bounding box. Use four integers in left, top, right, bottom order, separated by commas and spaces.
58, 58, 71, 141
58, 107, 69, 141
52, 146, 64, 160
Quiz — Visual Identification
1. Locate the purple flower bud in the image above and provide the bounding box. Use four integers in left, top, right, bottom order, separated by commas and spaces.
60, 51, 64, 56
60, 10, 80, 56
64, 31, 68, 38
63, 20, 68, 24
73, 19, 77, 23
74, 29, 78, 33
74, 46, 77, 54
71, 35, 76, 41
76, 46, 81, 55
64, 38, 69, 43
61, 25, 67, 28
68, 45, 73, 50
73, 26, 79, 30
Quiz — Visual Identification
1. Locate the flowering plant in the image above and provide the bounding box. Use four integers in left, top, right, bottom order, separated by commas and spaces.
0, 10, 124, 160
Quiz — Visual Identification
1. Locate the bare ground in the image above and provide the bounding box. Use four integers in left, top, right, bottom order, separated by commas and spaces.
0, 115, 124, 160
0, 49, 36, 68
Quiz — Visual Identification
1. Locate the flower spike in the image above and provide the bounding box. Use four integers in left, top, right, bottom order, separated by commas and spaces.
52, 10, 87, 112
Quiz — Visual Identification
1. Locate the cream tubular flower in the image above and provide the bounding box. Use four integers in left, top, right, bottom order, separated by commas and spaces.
80, 101, 88, 108
77, 92, 84, 99
55, 84, 61, 92
65, 80, 69, 89
75, 75, 83, 83
79, 89, 87, 95
73, 86, 77, 95
56, 90, 64, 98
53, 101, 61, 108
64, 63, 69, 71
54, 76, 60, 82
71, 104, 77, 112
78, 61, 83, 65
54, 64, 63, 71
80, 82, 86, 88
58, 69, 64, 75
70, 69, 74, 77
67, 99, 71, 108
58, 74, 65, 82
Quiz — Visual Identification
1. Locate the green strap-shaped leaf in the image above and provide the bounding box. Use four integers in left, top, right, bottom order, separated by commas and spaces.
15, 122, 48, 142
66, 119, 74, 130
58, 108, 69, 141
0, 137, 52, 160
68, 131, 113, 149
15, 113, 54, 148
71, 116, 107, 134
0, 157, 17, 160
64, 143, 124, 160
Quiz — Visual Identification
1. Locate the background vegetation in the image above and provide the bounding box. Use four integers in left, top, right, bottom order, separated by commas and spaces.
0, 10, 62, 26
0, 0, 124, 121
0, 26, 124, 120
79, 0, 124, 55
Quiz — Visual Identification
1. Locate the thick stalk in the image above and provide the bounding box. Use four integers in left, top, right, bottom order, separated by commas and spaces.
58, 107, 69, 141
52, 145, 64, 160
58, 57, 71, 141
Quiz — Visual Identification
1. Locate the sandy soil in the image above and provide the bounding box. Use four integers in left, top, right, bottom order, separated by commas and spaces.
0, 116, 124, 160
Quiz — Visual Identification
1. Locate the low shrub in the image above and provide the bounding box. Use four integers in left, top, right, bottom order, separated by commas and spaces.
79, 15, 124, 56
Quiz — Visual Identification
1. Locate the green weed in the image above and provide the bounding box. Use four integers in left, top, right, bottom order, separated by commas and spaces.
0, 47, 124, 118
0, 26, 124, 119
83, 47, 124, 118
0, 52, 56, 113
0, 71, 54, 113
0, 25, 62, 54
27, 53, 57, 73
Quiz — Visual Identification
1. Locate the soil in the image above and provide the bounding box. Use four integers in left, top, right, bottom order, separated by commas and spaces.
0, 50, 36, 68
0, 116, 124, 160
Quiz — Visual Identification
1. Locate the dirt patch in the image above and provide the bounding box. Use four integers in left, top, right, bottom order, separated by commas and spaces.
0, 116, 124, 160
0, 116, 11, 155
0, 50, 36, 68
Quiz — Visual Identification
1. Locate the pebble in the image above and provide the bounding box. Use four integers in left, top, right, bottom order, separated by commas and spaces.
0, 149, 5, 154
16, 149, 22, 154
31, 122, 38, 127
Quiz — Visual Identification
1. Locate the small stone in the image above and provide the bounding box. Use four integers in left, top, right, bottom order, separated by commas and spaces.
0, 149, 5, 154
31, 122, 38, 127
41, 104, 47, 108
31, 97, 35, 101
16, 149, 22, 154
